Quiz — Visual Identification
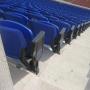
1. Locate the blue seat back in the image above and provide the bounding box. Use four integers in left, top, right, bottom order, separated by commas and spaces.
29, 20, 59, 45
0, 20, 33, 44
6, 8, 49, 21
0, 26, 27, 59
2, 12, 59, 46
4, 12, 29, 25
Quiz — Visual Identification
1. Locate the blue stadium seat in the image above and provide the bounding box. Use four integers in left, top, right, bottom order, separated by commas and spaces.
0, 26, 27, 60
6, 8, 49, 21
29, 0, 82, 38
29, 0, 90, 31
0, 20, 45, 74
0, 0, 90, 75
1, 11, 62, 53
42, 14, 75, 43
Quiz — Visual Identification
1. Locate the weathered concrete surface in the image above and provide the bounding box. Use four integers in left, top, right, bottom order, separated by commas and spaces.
9, 27, 90, 90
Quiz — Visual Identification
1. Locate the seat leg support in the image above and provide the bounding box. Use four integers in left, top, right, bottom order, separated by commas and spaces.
65, 30, 73, 44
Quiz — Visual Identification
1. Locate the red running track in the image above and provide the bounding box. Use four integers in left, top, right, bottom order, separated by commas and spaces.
71, 0, 90, 8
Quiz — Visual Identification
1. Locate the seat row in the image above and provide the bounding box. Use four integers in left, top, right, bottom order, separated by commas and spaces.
0, 0, 90, 74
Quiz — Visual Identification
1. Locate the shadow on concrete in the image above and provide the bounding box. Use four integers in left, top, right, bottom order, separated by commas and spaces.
7, 43, 66, 85
85, 79, 90, 90
85, 68, 90, 90
6, 57, 29, 85
8, 63, 29, 85
39, 47, 54, 62
39, 43, 66, 62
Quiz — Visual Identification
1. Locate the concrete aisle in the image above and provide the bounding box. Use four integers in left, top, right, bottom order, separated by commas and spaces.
9, 27, 90, 90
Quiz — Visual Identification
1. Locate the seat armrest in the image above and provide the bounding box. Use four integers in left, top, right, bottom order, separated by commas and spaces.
20, 31, 45, 74
31, 31, 45, 60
